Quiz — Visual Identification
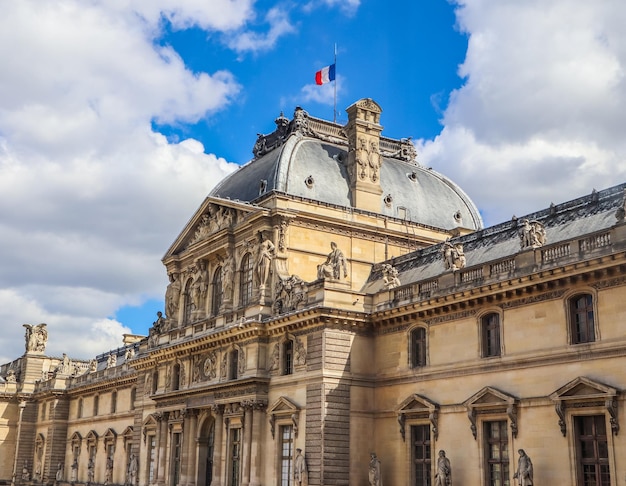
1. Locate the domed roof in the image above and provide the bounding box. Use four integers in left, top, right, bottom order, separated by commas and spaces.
210, 104, 483, 231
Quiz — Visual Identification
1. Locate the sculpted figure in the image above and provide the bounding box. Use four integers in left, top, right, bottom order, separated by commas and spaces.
356, 137, 368, 179
368, 140, 381, 182
519, 219, 546, 249
89, 359, 97, 373
513, 449, 533, 486
55, 462, 63, 482
256, 232, 275, 289
317, 242, 348, 280
22, 461, 30, 481
294, 448, 307, 485
87, 458, 95, 483
221, 252, 235, 302
441, 240, 466, 271
191, 260, 209, 317
104, 457, 113, 485
125, 454, 138, 486
106, 353, 117, 369
152, 311, 166, 333
165, 272, 181, 322
368, 452, 382, 486
269, 343, 280, 371
382, 264, 401, 289
23, 323, 48, 352
125, 347, 135, 360
435, 450, 451, 486
71, 458, 78, 482
6, 369, 16, 383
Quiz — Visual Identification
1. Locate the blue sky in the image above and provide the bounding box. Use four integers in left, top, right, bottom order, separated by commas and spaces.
1, 0, 626, 362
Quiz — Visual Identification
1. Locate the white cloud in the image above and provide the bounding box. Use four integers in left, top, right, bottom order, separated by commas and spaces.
300, 75, 342, 106
0, 1, 242, 362
421, 0, 626, 225
225, 7, 297, 55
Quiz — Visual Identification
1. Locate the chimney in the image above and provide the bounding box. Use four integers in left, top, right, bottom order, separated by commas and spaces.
344, 98, 384, 212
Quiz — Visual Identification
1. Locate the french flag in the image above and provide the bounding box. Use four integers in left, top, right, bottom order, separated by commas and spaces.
315, 64, 336, 85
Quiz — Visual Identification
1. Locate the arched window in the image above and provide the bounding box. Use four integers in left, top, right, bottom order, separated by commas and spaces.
240, 253, 254, 307
111, 391, 117, 414
183, 279, 194, 324
211, 267, 223, 316
410, 327, 427, 368
569, 293, 595, 344
481, 313, 501, 358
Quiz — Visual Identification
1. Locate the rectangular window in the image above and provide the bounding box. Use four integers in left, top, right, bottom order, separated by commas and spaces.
484, 420, 509, 486
229, 428, 241, 486
280, 425, 294, 486
571, 295, 595, 344
148, 437, 156, 483
171, 433, 182, 486
284, 341, 294, 375
482, 314, 501, 358
229, 350, 239, 380
411, 328, 427, 368
411, 424, 431, 486
575, 415, 610, 486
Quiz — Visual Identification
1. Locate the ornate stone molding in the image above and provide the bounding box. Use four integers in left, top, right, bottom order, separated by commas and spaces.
267, 396, 300, 439
396, 394, 439, 442
463, 387, 518, 440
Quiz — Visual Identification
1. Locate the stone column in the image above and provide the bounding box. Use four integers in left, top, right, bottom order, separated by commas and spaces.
210, 406, 224, 486
248, 402, 266, 486
156, 413, 169, 486
241, 404, 253, 486
185, 410, 198, 486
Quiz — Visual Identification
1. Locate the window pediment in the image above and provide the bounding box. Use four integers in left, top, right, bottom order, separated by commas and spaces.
550, 376, 618, 436
268, 397, 300, 439
464, 387, 518, 440
396, 394, 439, 441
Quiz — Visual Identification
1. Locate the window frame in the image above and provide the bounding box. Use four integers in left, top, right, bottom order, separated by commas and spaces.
239, 253, 254, 308
408, 325, 428, 368
211, 266, 223, 316
567, 292, 597, 345
478, 310, 503, 358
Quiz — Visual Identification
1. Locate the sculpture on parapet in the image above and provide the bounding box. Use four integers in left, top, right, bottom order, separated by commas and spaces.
435, 450, 451, 486
23, 323, 48, 353
441, 240, 466, 271
317, 242, 348, 281
273, 275, 308, 315
382, 264, 401, 289
519, 219, 546, 250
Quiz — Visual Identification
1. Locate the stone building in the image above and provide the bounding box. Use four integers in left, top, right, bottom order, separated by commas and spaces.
1, 98, 626, 486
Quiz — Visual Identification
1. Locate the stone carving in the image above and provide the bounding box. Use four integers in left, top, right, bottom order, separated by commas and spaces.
22, 461, 30, 481
203, 351, 218, 379
294, 337, 306, 366
189, 206, 235, 247
56, 462, 63, 482
106, 353, 117, 368
519, 219, 546, 249
165, 272, 181, 323
382, 264, 401, 289
255, 232, 275, 290
6, 369, 16, 383
269, 343, 280, 371
152, 311, 166, 333
435, 450, 451, 486
273, 275, 308, 315
71, 458, 78, 482
125, 347, 135, 360
87, 458, 95, 483
220, 251, 235, 303
104, 457, 113, 485
220, 353, 227, 379
317, 242, 348, 280
125, 454, 138, 486
441, 240, 466, 271
23, 323, 48, 352
277, 218, 289, 252
368, 141, 381, 182
144, 374, 152, 395
292, 107, 312, 136
190, 260, 209, 319
89, 359, 97, 373
368, 452, 381, 486
253, 112, 290, 158
236, 344, 246, 375
513, 449, 533, 486
294, 448, 307, 485
59, 353, 72, 375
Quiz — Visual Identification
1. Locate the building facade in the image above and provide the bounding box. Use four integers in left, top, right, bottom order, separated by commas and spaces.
2, 98, 626, 486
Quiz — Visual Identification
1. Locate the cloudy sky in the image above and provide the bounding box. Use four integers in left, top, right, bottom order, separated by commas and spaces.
1, 0, 625, 364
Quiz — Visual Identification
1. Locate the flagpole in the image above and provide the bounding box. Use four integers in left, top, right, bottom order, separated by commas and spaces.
333, 43, 337, 124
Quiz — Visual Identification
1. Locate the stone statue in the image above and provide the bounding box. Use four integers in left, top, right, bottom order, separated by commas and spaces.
125, 454, 138, 486
22, 461, 30, 481
382, 264, 401, 289
104, 457, 113, 485
152, 311, 166, 333
55, 462, 63, 482
203, 351, 217, 379
519, 219, 546, 249
71, 458, 78, 482
88, 359, 97, 373
317, 242, 348, 280
255, 232, 275, 289
60, 353, 72, 374
165, 272, 181, 322
87, 458, 95, 483
125, 347, 135, 360
269, 343, 280, 371
441, 240, 466, 271
23, 323, 48, 352
356, 137, 368, 180
294, 448, 307, 485
368, 452, 381, 486
435, 450, 451, 486
368, 140, 381, 182
191, 260, 209, 318
221, 252, 235, 302
106, 353, 117, 369
6, 369, 16, 383
273, 275, 308, 314
513, 449, 533, 486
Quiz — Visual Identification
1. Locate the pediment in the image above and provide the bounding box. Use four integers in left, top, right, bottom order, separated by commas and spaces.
103, 428, 117, 440
397, 394, 438, 415
464, 386, 516, 409
164, 197, 264, 258
550, 376, 617, 401
70, 431, 82, 442
142, 414, 158, 428
268, 396, 299, 415
122, 426, 134, 438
